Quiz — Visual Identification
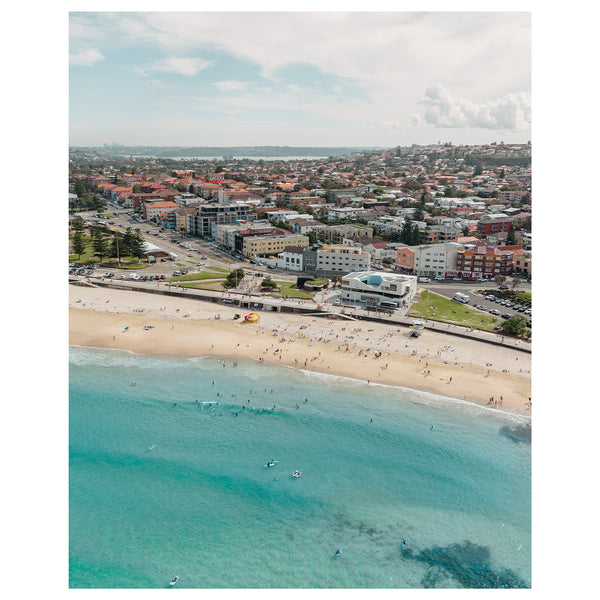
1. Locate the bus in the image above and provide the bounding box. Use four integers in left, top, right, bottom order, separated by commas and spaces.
380, 301, 399, 310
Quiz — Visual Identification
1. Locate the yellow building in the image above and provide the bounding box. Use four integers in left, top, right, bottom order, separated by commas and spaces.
243, 234, 309, 258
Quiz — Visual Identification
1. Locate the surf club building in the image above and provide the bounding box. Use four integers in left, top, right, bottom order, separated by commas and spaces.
340, 271, 417, 311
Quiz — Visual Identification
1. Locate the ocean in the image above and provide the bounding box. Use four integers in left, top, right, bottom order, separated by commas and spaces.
69, 346, 531, 589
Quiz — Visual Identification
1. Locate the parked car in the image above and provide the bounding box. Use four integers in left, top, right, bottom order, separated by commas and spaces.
501, 313, 512, 319
489, 309, 500, 315
434, 276, 444, 281
452, 277, 462, 281
476, 305, 487, 310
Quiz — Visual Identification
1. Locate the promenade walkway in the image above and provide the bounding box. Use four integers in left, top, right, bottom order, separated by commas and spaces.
70, 275, 531, 354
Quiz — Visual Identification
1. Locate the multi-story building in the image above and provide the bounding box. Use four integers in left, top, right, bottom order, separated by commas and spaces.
513, 253, 532, 279
326, 206, 365, 221
455, 245, 513, 278
187, 204, 256, 238
313, 224, 373, 244
276, 246, 305, 271
242, 233, 309, 259
143, 200, 180, 221
340, 271, 417, 310
396, 242, 463, 278
476, 214, 513, 237
312, 244, 371, 276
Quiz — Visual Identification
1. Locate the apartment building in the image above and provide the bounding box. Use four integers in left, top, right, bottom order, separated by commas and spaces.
313, 224, 373, 244
143, 200, 180, 221
313, 244, 371, 276
395, 242, 463, 277
242, 233, 309, 258
476, 214, 513, 237
456, 245, 514, 277
186, 204, 256, 237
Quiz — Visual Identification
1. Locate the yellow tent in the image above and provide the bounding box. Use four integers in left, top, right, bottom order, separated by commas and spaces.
244, 313, 259, 322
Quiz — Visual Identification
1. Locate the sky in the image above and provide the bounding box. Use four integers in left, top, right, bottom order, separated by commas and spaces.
69, 11, 531, 148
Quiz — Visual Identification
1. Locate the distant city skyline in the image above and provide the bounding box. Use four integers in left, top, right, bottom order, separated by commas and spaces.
69, 12, 531, 148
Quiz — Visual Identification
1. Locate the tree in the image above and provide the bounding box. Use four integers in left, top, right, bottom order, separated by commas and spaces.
224, 268, 245, 288
411, 222, 421, 245
71, 231, 86, 259
506, 223, 517, 245
129, 230, 147, 260
91, 194, 106, 213
399, 218, 414, 245
91, 227, 110, 262
510, 276, 522, 291
260, 278, 278, 290
71, 215, 85, 233
109, 232, 124, 265
501, 313, 530, 337
494, 274, 506, 287
122, 227, 135, 256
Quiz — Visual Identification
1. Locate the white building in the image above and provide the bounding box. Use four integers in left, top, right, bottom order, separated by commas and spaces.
276, 246, 305, 271
315, 244, 371, 275
327, 206, 365, 221
341, 271, 417, 310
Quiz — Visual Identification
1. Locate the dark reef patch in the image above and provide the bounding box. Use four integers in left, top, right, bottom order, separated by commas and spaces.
499, 424, 531, 444
402, 540, 528, 588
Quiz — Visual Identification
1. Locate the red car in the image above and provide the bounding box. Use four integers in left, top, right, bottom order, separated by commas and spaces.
160, 275, 166, 279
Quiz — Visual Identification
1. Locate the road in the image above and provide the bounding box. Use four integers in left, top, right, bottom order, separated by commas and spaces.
79, 204, 531, 319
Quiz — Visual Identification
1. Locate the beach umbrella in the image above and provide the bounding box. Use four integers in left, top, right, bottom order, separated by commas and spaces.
244, 313, 259, 322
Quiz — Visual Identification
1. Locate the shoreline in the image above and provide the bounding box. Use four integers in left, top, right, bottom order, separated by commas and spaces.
69, 285, 532, 415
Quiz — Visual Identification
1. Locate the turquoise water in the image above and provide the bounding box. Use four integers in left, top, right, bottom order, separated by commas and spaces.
69, 346, 531, 589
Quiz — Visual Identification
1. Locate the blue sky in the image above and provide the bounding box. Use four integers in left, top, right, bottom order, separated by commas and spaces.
69, 11, 531, 147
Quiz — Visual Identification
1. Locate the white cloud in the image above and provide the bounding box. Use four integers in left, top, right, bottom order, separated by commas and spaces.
140, 56, 211, 77
381, 121, 403, 129
422, 84, 531, 130
69, 48, 105, 67
213, 80, 251, 92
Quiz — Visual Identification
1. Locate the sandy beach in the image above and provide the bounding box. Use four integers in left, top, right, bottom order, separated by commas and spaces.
69, 284, 531, 415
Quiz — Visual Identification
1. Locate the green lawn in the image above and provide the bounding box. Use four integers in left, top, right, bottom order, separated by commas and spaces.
267, 281, 314, 298
408, 290, 501, 332
179, 280, 226, 291
167, 272, 229, 282
206, 266, 230, 273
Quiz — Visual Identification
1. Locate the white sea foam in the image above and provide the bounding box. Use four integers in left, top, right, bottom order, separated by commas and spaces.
69, 345, 209, 370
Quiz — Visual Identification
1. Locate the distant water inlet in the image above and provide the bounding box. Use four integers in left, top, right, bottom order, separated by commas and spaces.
69, 347, 531, 589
